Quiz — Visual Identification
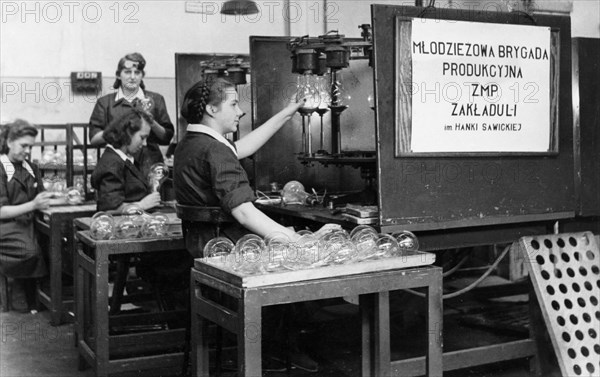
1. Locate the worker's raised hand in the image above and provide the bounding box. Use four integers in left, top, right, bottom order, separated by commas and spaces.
281, 94, 308, 117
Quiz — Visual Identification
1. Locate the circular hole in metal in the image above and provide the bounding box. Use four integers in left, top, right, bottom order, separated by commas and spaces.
575, 330, 584, 340
586, 250, 595, 260
589, 329, 597, 339
591, 296, 598, 306
583, 313, 591, 323
564, 299, 573, 309
557, 238, 565, 248
554, 269, 562, 278
531, 240, 540, 250
586, 363, 595, 374
581, 346, 590, 357
595, 311, 599, 320
574, 251, 581, 261
584, 281, 593, 291
546, 286, 555, 295
577, 297, 586, 308
544, 239, 553, 249
592, 265, 599, 275
573, 364, 582, 376
594, 344, 600, 355
568, 237, 577, 247
536, 255, 545, 265
557, 316, 566, 326
562, 332, 571, 342
569, 315, 578, 325
597, 280, 600, 289
549, 254, 557, 263
572, 282, 581, 292
567, 268, 575, 278
551, 300, 560, 311
579, 266, 588, 276
561, 253, 570, 263
559, 284, 568, 294
541, 270, 551, 280
568, 348, 577, 359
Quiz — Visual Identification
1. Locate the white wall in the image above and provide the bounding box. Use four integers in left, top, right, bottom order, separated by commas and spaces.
1, 0, 598, 128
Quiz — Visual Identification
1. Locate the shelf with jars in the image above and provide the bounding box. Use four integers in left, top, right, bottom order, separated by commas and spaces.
34, 123, 100, 202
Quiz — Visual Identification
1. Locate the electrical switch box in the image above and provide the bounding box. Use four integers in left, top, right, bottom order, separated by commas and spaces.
71, 71, 102, 93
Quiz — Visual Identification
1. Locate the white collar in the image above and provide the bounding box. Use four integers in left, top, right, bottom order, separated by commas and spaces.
186, 124, 238, 157
1, 154, 35, 182
115, 87, 146, 103
106, 145, 135, 164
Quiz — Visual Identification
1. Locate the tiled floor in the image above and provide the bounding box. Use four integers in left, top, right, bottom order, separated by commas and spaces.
1, 281, 556, 377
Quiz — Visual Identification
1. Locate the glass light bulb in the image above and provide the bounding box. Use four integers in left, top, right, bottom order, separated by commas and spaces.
90, 212, 114, 240
148, 162, 169, 193
204, 237, 235, 266
392, 230, 420, 253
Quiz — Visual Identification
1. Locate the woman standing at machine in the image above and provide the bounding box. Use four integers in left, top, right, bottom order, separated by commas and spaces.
89, 52, 174, 176
0, 120, 51, 312
174, 77, 339, 254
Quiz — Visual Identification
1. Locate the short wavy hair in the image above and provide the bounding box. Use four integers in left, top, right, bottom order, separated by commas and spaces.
0, 119, 38, 154
113, 52, 147, 90
103, 109, 153, 148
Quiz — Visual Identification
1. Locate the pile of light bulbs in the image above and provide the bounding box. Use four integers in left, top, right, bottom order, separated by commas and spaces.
89, 204, 169, 240
203, 225, 420, 274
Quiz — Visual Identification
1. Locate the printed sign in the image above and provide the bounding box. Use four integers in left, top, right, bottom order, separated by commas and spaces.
410, 19, 551, 152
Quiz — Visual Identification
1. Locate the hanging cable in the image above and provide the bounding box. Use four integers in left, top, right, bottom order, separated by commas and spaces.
404, 243, 512, 299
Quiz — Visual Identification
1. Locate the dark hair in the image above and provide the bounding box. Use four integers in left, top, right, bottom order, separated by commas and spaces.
0, 119, 38, 154
103, 109, 153, 148
180, 77, 236, 124
113, 52, 147, 90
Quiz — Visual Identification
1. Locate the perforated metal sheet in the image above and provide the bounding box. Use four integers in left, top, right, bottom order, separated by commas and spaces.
520, 231, 600, 377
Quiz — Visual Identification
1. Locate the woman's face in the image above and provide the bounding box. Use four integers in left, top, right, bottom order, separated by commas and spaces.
7, 135, 35, 162
126, 120, 151, 156
212, 88, 245, 134
119, 60, 144, 93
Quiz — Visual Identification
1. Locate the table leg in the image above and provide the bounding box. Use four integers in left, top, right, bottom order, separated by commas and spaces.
238, 294, 262, 377
360, 294, 372, 377
427, 271, 443, 377
374, 292, 391, 376
48, 219, 63, 325
94, 253, 110, 377
191, 286, 210, 377
75, 249, 86, 370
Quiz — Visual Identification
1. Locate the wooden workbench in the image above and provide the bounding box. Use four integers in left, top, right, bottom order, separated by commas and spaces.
34, 203, 97, 325
191, 253, 442, 377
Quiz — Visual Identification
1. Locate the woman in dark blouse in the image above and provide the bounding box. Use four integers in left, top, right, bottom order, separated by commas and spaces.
91, 109, 161, 213
174, 78, 339, 372
89, 52, 174, 177
0, 120, 51, 311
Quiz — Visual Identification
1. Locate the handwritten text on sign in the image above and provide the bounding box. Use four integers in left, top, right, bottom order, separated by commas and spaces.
410, 20, 551, 152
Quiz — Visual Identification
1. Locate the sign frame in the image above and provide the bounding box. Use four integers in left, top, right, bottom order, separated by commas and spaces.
393, 16, 561, 157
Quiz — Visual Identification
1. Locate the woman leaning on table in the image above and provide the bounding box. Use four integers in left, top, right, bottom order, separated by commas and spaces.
91, 109, 190, 308
0, 120, 51, 312
88, 52, 174, 177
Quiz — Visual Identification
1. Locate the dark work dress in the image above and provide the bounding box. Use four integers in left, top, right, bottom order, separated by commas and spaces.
0, 158, 47, 278
174, 130, 256, 258
91, 148, 150, 212
89, 90, 174, 177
